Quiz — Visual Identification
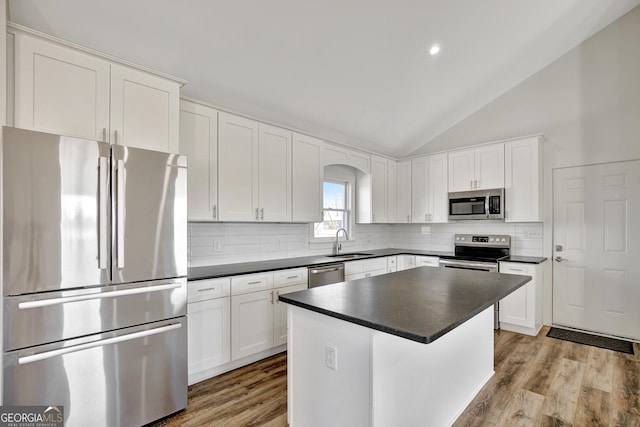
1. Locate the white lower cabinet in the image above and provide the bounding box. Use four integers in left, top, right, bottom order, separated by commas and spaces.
345, 257, 388, 281
231, 289, 274, 360
274, 283, 307, 346
187, 278, 231, 385
415, 256, 440, 268
230, 269, 307, 361
397, 255, 416, 271
499, 261, 544, 336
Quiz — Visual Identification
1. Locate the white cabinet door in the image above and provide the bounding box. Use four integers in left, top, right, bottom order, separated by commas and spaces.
397, 255, 416, 271
12, 31, 110, 141
474, 143, 504, 190
415, 256, 440, 267
411, 156, 428, 223
371, 155, 389, 223
448, 144, 504, 191
231, 289, 275, 360
187, 296, 231, 383
218, 112, 260, 221
387, 160, 397, 223
292, 133, 323, 222
258, 123, 292, 222
499, 261, 544, 336
324, 144, 370, 173
412, 154, 448, 223
505, 137, 542, 222
395, 161, 412, 223
448, 149, 475, 192
274, 283, 307, 346
179, 99, 218, 220
110, 64, 180, 152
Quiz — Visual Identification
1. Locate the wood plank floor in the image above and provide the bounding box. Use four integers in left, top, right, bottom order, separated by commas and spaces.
152, 326, 640, 426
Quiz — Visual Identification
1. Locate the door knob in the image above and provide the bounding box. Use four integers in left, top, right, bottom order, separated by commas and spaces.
554, 256, 565, 262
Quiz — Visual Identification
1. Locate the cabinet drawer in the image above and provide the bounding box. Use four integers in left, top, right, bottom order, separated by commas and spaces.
499, 262, 535, 277
416, 256, 439, 267
345, 257, 388, 275
188, 278, 231, 303
273, 268, 308, 289
231, 272, 273, 295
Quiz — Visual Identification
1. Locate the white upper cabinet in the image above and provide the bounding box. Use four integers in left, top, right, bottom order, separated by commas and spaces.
292, 133, 324, 223
324, 144, 371, 173
448, 143, 504, 192
179, 99, 218, 221
258, 123, 292, 222
395, 160, 412, 223
411, 153, 448, 223
10, 27, 182, 153
110, 64, 180, 152
357, 155, 395, 223
218, 112, 292, 222
505, 136, 543, 222
218, 112, 260, 221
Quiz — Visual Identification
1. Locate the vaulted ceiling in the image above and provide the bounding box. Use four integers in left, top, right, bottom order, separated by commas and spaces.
8, 0, 640, 157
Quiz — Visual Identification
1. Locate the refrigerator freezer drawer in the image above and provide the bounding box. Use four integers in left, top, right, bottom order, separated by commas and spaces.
3, 317, 187, 427
3, 278, 187, 351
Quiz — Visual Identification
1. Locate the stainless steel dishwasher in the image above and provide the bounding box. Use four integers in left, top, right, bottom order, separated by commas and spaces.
308, 263, 345, 288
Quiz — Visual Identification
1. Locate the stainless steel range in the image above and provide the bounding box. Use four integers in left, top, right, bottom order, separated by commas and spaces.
439, 234, 511, 329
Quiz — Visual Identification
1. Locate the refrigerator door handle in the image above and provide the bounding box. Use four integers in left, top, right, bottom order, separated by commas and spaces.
18, 322, 182, 365
116, 159, 125, 269
18, 282, 182, 310
98, 157, 109, 270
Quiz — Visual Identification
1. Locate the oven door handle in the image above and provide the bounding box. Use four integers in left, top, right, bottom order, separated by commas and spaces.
439, 259, 497, 270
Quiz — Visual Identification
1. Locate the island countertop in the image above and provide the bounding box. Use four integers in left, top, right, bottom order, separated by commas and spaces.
279, 266, 531, 344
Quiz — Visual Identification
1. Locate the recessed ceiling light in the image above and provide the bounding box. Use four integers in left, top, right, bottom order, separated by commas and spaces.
429, 45, 440, 56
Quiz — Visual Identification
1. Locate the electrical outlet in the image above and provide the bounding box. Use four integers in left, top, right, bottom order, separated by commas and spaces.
214, 241, 222, 252
421, 226, 431, 234
325, 344, 338, 371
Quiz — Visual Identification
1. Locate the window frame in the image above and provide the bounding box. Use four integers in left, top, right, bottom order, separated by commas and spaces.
310, 168, 355, 243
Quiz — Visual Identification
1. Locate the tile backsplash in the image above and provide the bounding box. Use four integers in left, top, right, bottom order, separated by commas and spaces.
188, 221, 544, 267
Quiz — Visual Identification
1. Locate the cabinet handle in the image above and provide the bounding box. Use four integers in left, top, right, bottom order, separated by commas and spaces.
102, 127, 107, 142
114, 130, 119, 145
275, 290, 279, 304
425, 213, 428, 222
475, 179, 478, 189
255, 208, 259, 220
508, 268, 526, 273
286, 276, 298, 280
197, 287, 219, 292
270, 291, 274, 304
247, 281, 262, 285
470, 179, 473, 189
213, 205, 217, 219
261, 208, 264, 220
407, 214, 410, 223
365, 273, 371, 277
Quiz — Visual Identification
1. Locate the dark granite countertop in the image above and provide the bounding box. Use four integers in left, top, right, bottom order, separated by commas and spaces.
279, 267, 531, 344
188, 248, 455, 280
501, 256, 547, 264
187, 249, 546, 281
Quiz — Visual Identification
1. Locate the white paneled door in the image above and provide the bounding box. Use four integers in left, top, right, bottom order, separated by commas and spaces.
553, 161, 640, 340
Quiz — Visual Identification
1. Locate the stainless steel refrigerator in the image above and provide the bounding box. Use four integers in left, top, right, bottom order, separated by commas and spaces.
2, 127, 188, 426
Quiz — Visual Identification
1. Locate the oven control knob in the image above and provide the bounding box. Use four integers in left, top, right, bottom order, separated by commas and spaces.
461, 237, 466, 241
489, 238, 494, 242
455, 237, 460, 241
500, 238, 506, 242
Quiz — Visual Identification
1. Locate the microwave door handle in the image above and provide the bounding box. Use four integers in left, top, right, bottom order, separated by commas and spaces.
485, 196, 490, 218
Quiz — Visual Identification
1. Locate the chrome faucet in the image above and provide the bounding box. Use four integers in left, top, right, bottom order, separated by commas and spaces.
334, 228, 349, 255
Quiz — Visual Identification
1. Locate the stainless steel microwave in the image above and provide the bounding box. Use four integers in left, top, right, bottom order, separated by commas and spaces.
448, 188, 505, 220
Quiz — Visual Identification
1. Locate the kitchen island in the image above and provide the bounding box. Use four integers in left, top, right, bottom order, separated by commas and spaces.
279, 267, 531, 427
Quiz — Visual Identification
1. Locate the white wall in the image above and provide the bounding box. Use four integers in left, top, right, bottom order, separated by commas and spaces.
1, 0, 7, 405
409, 6, 640, 325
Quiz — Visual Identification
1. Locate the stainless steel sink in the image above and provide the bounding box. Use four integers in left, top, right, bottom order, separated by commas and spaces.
326, 253, 373, 259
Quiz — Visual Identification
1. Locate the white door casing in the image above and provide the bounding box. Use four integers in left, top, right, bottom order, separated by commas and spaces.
553, 161, 640, 340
